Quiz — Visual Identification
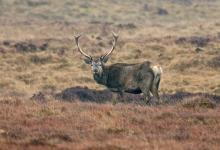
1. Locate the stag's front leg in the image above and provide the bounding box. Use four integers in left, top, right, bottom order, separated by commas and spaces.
111, 93, 118, 105
110, 88, 124, 104
118, 89, 125, 102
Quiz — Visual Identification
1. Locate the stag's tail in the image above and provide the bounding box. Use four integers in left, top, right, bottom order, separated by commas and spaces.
152, 65, 163, 90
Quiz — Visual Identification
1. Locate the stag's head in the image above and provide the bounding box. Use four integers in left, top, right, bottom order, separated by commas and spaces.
74, 32, 118, 75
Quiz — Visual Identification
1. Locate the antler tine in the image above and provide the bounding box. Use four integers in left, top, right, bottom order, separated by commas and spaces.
102, 32, 119, 58
74, 34, 92, 59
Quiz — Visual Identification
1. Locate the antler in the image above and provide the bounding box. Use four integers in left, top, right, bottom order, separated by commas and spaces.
74, 34, 92, 59
102, 32, 118, 59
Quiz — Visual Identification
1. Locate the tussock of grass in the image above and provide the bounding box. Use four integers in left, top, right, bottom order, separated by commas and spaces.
106, 127, 128, 134
29, 55, 53, 64
182, 97, 217, 109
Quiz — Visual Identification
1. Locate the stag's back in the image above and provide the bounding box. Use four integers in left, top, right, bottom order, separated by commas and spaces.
104, 61, 154, 89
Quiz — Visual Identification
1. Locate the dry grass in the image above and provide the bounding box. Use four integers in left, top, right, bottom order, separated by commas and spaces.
0, 0, 220, 149
0, 98, 220, 150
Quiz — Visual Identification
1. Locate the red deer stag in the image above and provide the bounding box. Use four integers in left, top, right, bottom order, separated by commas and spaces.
74, 32, 162, 104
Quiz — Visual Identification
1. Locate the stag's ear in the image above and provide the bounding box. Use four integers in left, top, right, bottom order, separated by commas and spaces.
84, 57, 92, 64
101, 56, 109, 63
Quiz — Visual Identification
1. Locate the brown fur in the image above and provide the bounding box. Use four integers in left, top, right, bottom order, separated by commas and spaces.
85, 58, 162, 104
75, 33, 162, 103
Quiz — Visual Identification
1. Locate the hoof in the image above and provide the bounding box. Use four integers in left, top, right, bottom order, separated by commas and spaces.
111, 99, 117, 105
145, 100, 152, 105
156, 99, 163, 105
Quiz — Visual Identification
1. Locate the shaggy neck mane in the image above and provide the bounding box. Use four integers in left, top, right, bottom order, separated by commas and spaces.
93, 65, 108, 85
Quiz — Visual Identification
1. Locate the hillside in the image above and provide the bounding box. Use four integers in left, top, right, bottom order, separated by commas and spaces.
0, 0, 220, 149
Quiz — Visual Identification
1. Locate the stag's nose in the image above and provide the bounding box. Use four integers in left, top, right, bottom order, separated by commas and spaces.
94, 69, 98, 73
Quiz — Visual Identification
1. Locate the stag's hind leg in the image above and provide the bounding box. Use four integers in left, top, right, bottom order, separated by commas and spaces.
151, 77, 162, 104
142, 90, 151, 104
139, 76, 154, 105
151, 65, 162, 104
117, 89, 125, 102
150, 85, 161, 104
